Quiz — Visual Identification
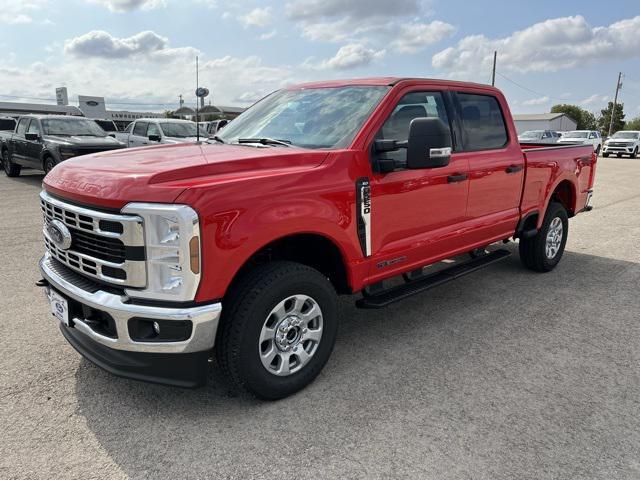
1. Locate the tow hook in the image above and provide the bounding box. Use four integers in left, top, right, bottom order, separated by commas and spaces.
36, 278, 49, 288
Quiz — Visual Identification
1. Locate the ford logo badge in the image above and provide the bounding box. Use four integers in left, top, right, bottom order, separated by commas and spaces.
86, 100, 99, 106
46, 219, 72, 250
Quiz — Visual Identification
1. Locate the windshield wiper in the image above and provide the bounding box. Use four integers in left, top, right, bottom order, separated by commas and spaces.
210, 135, 226, 144
237, 137, 291, 147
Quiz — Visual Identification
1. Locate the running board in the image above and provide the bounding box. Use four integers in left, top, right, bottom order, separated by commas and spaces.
356, 249, 511, 309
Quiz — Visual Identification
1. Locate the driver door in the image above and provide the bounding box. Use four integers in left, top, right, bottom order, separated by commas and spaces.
129, 121, 149, 147
368, 89, 470, 281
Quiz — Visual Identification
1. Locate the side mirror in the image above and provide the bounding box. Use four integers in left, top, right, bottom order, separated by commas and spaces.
148, 134, 161, 142
406, 118, 452, 169
108, 133, 116, 138
25, 132, 39, 141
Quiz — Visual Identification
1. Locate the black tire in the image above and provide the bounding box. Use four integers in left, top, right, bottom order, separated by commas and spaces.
595, 145, 600, 156
617, 153, 623, 158
519, 202, 568, 272
2, 148, 21, 177
631, 148, 638, 159
44, 156, 56, 174
603, 152, 609, 158
216, 261, 338, 400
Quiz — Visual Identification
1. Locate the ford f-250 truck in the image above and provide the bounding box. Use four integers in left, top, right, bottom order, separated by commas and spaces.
2, 115, 125, 176
38, 78, 596, 399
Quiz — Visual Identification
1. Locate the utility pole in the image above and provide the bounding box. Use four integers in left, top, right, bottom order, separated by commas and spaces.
608, 72, 623, 137
491, 51, 497, 86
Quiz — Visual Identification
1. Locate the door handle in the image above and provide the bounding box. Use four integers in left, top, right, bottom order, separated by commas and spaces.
447, 173, 468, 183
505, 165, 523, 173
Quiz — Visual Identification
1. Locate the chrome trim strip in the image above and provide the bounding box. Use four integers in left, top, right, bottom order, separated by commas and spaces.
41, 253, 221, 354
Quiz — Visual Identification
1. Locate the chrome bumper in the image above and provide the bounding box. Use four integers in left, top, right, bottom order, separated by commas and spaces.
40, 253, 221, 354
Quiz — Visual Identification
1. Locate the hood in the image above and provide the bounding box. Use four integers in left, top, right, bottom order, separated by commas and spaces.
163, 136, 199, 144
45, 135, 123, 147
44, 142, 328, 210
558, 138, 586, 142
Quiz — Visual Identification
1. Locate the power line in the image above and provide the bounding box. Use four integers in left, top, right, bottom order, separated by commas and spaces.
496, 72, 572, 102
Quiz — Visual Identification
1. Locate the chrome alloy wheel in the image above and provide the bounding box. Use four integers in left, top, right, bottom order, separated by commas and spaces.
545, 217, 563, 259
259, 294, 323, 376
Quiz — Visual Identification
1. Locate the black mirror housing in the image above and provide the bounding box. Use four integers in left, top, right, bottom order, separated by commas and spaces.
25, 132, 39, 141
148, 134, 161, 142
406, 117, 452, 169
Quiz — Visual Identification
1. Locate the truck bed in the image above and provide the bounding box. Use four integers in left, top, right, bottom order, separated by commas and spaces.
519, 143, 596, 221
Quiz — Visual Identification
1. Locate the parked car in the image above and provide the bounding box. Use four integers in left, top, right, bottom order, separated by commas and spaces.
93, 119, 119, 134
38, 78, 596, 399
1, 115, 125, 176
557, 130, 602, 154
602, 130, 640, 158
517, 130, 560, 144
115, 118, 207, 147
207, 119, 229, 136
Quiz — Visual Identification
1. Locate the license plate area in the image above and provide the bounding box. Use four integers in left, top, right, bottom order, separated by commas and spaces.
48, 288, 70, 326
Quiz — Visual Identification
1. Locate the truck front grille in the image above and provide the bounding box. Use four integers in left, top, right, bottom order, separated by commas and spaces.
40, 191, 146, 288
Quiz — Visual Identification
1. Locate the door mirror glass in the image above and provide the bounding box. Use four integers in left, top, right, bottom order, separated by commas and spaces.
25, 132, 39, 141
406, 118, 452, 169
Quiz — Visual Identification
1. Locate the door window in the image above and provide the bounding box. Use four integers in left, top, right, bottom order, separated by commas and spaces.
16, 119, 29, 135
376, 91, 451, 163
124, 122, 133, 134
27, 120, 41, 135
147, 123, 161, 137
457, 93, 508, 151
133, 122, 148, 136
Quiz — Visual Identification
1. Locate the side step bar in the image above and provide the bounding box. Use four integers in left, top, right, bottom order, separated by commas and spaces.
356, 249, 511, 309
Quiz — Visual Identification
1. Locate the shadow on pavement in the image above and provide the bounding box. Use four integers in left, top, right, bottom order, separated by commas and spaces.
73, 245, 640, 479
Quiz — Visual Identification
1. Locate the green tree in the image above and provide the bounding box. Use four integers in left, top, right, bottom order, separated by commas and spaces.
626, 116, 640, 131
598, 102, 625, 136
550, 104, 597, 130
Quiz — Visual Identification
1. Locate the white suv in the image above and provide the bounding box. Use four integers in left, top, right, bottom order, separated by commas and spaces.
558, 130, 602, 154
603, 131, 640, 158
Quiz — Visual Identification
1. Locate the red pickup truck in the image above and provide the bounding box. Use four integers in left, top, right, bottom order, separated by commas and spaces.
38, 78, 596, 399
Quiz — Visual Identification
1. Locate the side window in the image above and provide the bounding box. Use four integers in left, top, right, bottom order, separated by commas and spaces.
133, 122, 148, 136
147, 123, 161, 137
377, 91, 450, 162
542, 131, 551, 139
27, 120, 41, 135
16, 119, 29, 135
457, 93, 508, 151
124, 122, 133, 133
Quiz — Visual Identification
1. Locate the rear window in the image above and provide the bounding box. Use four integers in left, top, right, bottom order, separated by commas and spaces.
0, 118, 16, 131
457, 93, 508, 151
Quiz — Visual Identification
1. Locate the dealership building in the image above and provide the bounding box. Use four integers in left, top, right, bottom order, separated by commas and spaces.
513, 113, 578, 133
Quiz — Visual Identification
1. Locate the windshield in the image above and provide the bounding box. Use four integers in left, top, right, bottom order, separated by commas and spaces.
564, 131, 588, 138
160, 122, 206, 138
611, 131, 639, 139
519, 131, 541, 139
94, 120, 117, 131
42, 118, 107, 136
218, 86, 390, 149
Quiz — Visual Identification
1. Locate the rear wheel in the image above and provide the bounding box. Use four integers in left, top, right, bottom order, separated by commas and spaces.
2, 149, 20, 177
519, 202, 568, 272
595, 145, 601, 156
216, 261, 338, 399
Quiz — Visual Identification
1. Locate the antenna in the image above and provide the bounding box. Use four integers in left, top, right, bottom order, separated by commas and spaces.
196, 56, 199, 143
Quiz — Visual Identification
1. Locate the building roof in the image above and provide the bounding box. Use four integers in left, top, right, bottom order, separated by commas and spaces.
513, 113, 572, 121
0, 101, 83, 116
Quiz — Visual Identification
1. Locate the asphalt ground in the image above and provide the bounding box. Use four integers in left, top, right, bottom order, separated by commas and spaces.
1, 157, 639, 479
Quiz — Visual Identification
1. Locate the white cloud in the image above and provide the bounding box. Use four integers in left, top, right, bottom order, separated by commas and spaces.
0, 0, 48, 24
260, 29, 277, 40
580, 94, 609, 106
522, 96, 550, 106
240, 7, 272, 28
85, 0, 166, 12
432, 15, 640, 76
64, 30, 198, 61
312, 43, 385, 70
391, 21, 456, 53
286, 0, 421, 21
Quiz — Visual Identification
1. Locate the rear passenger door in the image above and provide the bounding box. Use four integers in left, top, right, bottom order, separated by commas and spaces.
11, 118, 30, 164
453, 91, 523, 240
128, 121, 149, 147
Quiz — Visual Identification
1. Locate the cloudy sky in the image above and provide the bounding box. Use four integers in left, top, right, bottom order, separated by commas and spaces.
2, 0, 640, 117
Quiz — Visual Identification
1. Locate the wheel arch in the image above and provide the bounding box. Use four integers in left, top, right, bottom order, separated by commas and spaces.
537, 179, 577, 229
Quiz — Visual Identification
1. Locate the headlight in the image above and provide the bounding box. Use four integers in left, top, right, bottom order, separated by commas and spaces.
58, 148, 78, 160
121, 203, 201, 302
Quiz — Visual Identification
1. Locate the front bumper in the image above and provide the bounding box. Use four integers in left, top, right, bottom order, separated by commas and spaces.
40, 253, 222, 387
603, 144, 636, 154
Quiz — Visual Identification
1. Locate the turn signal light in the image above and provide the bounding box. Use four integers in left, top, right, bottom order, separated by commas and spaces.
189, 236, 200, 274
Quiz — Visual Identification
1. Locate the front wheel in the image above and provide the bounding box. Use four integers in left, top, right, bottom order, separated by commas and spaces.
44, 156, 56, 174
631, 147, 638, 159
595, 145, 601, 156
519, 202, 568, 272
2, 149, 21, 177
216, 261, 338, 399
603, 152, 610, 158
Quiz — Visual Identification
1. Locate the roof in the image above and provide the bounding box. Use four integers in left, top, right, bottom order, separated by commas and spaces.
287, 77, 498, 91
513, 113, 573, 121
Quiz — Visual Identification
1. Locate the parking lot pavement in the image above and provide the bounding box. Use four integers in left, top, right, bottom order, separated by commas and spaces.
1, 157, 640, 479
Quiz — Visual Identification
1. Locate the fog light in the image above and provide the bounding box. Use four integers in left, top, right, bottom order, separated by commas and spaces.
153, 321, 161, 335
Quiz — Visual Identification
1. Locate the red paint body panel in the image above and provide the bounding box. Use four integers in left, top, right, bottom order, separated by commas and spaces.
43, 79, 596, 303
